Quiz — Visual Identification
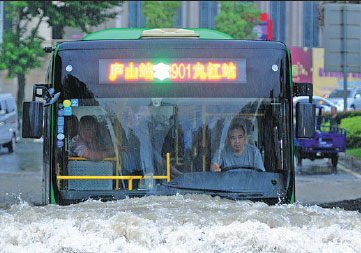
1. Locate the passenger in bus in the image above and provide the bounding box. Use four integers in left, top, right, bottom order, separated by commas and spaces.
120, 106, 154, 176
210, 122, 265, 172
69, 115, 114, 161
121, 106, 182, 178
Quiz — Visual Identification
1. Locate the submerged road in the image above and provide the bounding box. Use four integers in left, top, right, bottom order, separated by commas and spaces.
295, 159, 361, 205
1, 139, 361, 208
0, 139, 43, 205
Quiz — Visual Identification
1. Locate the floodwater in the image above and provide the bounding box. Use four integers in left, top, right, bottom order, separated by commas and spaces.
1, 194, 361, 253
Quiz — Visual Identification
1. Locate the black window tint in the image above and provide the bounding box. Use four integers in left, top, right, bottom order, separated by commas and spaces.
6, 99, 16, 113
329, 89, 351, 98
0, 101, 7, 112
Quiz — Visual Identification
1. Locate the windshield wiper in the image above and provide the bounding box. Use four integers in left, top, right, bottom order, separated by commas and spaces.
222, 165, 263, 172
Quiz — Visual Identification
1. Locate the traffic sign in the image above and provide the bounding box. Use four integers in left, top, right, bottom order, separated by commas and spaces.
324, 3, 361, 73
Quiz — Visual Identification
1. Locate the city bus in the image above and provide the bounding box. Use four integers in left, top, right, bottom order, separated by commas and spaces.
22, 28, 315, 205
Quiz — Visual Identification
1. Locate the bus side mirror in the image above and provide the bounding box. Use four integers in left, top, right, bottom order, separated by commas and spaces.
22, 101, 43, 138
296, 102, 315, 138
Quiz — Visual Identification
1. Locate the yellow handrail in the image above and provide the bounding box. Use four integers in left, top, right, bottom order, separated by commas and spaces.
57, 176, 169, 180
205, 112, 264, 117
68, 157, 117, 161
167, 152, 170, 182
60, 153, 171, 190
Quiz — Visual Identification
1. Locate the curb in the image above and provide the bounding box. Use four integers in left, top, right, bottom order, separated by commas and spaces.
338, 153, 361, 173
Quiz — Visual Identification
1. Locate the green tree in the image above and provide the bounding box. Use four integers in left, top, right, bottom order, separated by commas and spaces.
142, 1, 181, 28
0, 2, 45, 111
0, 1, 123, 113
215, 2, 262, 39
30, 1, 123, 39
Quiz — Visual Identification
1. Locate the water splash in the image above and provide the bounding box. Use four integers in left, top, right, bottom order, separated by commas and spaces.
1, 194, 360, 253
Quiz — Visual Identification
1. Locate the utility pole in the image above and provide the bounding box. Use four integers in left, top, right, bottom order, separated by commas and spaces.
342, 6, 348, 111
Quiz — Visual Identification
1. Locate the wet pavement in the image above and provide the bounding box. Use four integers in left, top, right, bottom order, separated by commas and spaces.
0, 138, 43, 173
294, 157, 361, 212
0, 139, 43, 205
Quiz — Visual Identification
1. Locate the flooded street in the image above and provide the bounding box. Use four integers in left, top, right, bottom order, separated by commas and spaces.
1, 140, 361, 252
2, 1, 361, 252
0, 139, 43, 204
1, 195, 361, 253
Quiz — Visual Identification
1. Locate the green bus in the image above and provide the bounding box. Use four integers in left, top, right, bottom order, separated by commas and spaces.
22, 28, 315, 205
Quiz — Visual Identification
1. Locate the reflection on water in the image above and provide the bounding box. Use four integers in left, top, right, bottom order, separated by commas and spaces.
296, 165, 334, 175
1, 194, 361, 253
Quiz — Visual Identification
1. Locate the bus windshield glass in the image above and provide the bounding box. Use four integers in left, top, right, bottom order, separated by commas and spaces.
59, 97, 286, 195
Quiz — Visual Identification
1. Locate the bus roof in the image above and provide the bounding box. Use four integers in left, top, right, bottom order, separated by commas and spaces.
82, 28, 234, 40
58, 39, 287, 52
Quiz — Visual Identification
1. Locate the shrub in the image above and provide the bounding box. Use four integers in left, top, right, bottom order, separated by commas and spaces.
323, 110, 361, 120
340, 116, 361, 149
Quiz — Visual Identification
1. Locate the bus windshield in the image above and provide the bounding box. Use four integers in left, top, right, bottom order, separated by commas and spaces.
59, 97, 286, 197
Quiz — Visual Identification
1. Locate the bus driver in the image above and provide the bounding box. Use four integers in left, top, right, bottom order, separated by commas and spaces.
210, 122, 265, 172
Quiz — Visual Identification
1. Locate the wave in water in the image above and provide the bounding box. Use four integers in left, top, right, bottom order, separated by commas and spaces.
1, 194, 361, 253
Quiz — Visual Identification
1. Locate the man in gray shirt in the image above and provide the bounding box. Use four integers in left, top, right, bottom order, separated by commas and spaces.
210, 122, 265, 172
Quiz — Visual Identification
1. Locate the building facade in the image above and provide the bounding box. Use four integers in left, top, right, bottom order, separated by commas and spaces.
62, 1, 321, 47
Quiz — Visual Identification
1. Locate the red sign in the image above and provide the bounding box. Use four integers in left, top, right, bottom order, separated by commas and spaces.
289, 47, 312, 83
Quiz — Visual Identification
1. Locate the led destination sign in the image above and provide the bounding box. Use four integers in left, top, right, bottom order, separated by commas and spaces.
99, 59, 246, 84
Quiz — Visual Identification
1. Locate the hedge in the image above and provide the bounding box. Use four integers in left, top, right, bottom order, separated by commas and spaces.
340, 116, 361, 149
323, 110, 361, 120
320, 111, 361, 149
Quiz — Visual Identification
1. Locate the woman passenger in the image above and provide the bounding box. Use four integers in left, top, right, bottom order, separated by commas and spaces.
69, 115, 114, 161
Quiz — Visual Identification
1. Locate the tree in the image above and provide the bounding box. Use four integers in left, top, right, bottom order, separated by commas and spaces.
0, 1, 123, 114
0, 2, 45, 112
215, 2, 262, 39
31, 1, 123, 39
142, 1, 181, 28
